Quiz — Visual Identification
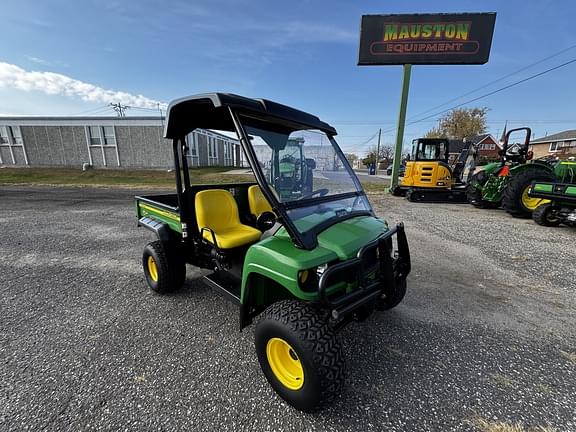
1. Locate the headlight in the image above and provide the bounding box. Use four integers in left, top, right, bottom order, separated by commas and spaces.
298, 267, 324, 292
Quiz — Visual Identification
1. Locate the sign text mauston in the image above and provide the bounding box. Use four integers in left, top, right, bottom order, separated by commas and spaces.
358, 13, 496, 65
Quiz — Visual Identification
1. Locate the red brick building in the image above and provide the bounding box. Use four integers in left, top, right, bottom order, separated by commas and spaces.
447, 134, 500, 164
468, 134, 500, 158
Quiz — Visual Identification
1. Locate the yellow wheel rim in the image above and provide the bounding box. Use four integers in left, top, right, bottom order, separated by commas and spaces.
266, 338, 304, 390
147, 256, 158, 282
521, 186, 549, 211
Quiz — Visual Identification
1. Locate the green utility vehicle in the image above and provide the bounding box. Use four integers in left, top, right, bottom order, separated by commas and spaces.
135, 93, 411, 411
529, 160, 576, 227
467, 127, 556, 217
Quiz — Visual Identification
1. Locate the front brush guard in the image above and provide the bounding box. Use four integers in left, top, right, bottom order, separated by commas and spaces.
318, 223, 411, 318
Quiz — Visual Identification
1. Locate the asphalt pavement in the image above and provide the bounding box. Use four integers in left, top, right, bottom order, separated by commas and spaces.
0, 186, 574, 431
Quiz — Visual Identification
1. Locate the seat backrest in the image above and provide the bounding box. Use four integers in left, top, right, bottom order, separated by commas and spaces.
248, 185, 272, 217
196, 189, 241, 232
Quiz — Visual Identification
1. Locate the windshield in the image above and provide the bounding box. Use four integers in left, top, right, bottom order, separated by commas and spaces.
242, 118, 371, 235
412, 139, 448, 161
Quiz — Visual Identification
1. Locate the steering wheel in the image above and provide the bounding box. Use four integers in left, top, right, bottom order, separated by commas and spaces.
280, 155, 296, 164
301, 188, 329, 200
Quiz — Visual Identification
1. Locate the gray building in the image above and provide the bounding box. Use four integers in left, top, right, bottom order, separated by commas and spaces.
0, 117, 241, 169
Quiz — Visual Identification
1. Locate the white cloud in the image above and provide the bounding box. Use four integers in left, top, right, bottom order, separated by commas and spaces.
25, 56, 51, 66
0, 62, 167, 109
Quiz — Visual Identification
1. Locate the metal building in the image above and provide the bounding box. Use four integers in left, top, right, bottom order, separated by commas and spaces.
0, 117, 242, 169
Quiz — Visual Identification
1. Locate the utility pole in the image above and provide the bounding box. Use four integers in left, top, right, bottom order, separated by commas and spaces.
110, 102, 130, 117
390, 64, 412, 191
157, 103, 164, 129
375, 128, 381, 175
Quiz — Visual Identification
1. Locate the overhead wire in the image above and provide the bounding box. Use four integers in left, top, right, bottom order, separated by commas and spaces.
69, 105, 114, 116
331, 44, 576, 130
364, 56, 576, 140
405, 57, 576, 127
407, 43, 576, 121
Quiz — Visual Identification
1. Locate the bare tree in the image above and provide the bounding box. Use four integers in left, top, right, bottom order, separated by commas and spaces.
345, 153, 359, 165
362, 144, 395, 166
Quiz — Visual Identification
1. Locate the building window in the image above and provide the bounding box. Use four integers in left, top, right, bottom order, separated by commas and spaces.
549, 142, 560, 152
223, 141, 233, 166
482, 143, 496, 150
102, 126, 116, 146
0, 126, 8, 144
0, 125, 28, 165
9, 126, 23, 145
87, 126, 116, 146
0, 126, 25, 147
208, 137, 218, 166
187, 133, 199, 167
88, 126, 102, 146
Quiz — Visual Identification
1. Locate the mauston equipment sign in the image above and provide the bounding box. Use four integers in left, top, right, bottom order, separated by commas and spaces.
358, 13, 496, 65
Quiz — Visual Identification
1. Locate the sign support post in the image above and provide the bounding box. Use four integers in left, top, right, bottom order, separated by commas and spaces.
357, 12, 496, 193
390, 63, 412, 191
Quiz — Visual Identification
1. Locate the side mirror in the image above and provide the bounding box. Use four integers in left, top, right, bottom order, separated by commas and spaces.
503, 127, 531, 156
256, 211, 276, 231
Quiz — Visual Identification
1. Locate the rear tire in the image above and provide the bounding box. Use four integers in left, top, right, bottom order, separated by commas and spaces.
532, 203, 561, 227
142, 241, 186, 293
255, 300, 345, 412
503, 167, 555, 218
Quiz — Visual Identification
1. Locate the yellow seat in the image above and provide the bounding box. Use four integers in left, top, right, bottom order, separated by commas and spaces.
195, 189, 261, 249
248, 185, 273, 218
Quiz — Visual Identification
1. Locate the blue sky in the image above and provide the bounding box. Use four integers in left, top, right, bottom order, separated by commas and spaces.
1, 0, 575, 156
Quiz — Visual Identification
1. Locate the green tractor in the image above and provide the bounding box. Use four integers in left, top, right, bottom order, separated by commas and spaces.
467, 127, 557, 217
268, 137, 316, 200
135, 93, 411, 411
529, 160, 576, 227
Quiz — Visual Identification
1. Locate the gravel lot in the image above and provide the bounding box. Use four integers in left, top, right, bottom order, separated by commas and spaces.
0, 186, 574, 431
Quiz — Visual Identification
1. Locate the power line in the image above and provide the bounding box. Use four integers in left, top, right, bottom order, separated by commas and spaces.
339, 131, 379, 151
406, 57, 576, 126
69, 105, 113, 116
336, 45, 576, 148
130, 106, 161, 111
367, 57, 576, 139
407, 43, 576, 121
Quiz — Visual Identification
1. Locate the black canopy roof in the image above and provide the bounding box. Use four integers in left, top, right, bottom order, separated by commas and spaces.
164, 93, 337, 139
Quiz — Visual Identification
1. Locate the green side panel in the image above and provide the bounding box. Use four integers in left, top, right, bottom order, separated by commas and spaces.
510, 162, 552, 175
531, 182, 576, 204
137, 202, 182, 233
532, 183, 554, 193
554, 161, 576, 182
240, 216, 389, 303
481, 162, 501, 175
